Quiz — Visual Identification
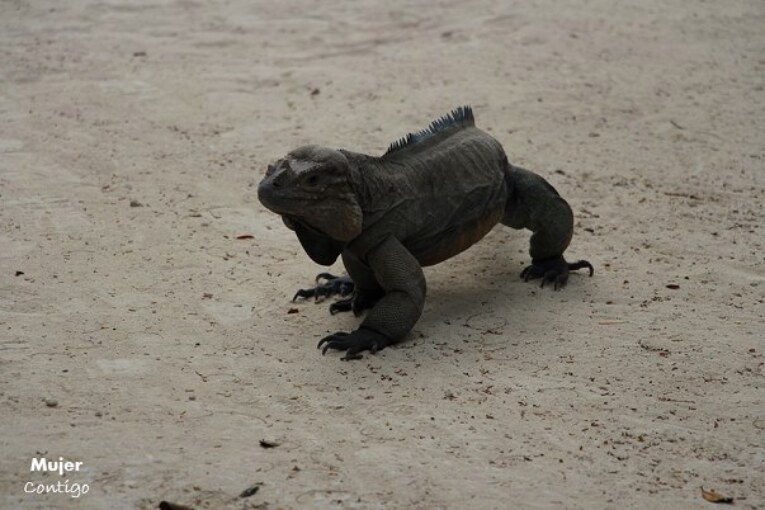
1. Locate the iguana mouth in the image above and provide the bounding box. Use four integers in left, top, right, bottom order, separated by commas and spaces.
257, 180, 326, 217
256, 177, 287, 213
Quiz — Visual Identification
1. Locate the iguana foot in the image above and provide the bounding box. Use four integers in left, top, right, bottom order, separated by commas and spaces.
329, 287, 385, 316
521, 256, 594, 290
293, 273, 354, 302
317, 328, 391, 360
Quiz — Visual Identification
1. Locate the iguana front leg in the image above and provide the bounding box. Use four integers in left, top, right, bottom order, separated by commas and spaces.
318, 237, 426, 360
502, 165, 593, 289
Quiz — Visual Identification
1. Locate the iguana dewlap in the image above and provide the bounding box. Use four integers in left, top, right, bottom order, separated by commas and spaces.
258, 106, 592, 360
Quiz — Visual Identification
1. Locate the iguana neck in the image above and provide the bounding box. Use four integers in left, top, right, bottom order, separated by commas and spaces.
338, 149, 389, 203
338, 149, 419, 231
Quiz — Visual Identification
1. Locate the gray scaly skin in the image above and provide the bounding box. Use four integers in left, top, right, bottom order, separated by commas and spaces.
258, 106, 593, 360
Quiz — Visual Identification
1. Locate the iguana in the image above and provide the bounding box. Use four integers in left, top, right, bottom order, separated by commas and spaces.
258, 106, 593, 360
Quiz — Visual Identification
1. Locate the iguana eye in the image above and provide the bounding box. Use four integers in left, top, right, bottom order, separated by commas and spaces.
305, 175, 320, 186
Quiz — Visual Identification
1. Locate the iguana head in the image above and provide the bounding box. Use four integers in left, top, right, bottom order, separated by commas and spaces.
258, 145, 363, 242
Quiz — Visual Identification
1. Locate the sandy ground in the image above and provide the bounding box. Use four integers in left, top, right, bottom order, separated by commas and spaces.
1, 0, 763, 508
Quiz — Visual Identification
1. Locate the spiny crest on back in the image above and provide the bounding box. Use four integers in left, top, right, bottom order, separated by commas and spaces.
384, 106, 475, 156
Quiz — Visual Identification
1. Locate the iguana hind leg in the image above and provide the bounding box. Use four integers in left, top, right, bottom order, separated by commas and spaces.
502, 164, 593, 289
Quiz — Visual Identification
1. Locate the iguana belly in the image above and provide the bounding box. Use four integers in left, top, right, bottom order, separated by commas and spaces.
407, 204, 504, 267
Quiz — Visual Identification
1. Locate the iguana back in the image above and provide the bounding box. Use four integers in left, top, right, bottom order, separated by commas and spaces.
348, 107, 509, 266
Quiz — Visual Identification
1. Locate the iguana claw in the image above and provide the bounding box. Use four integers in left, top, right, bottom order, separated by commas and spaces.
521, 256, 593, 290
329, 298, 353, 314
317, 328, 391, 360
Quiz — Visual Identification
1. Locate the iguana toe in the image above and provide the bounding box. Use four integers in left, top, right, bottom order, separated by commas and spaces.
521, 256, 594, 290
317, 328, 390, 360
329, 298, 353, 314
521, 264, 546, 282
328, 287, 384, 315
541, 268, 568, 290
568, 260, 594, 276
292, 274, 354, 302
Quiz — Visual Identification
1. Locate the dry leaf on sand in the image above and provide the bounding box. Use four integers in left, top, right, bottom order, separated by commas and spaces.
701, 487, 734, 504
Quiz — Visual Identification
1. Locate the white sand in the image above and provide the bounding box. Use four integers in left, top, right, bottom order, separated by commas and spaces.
1, 1, 763, 508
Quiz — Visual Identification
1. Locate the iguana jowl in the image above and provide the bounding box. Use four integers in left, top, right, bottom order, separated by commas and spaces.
258, 106, 593, 360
